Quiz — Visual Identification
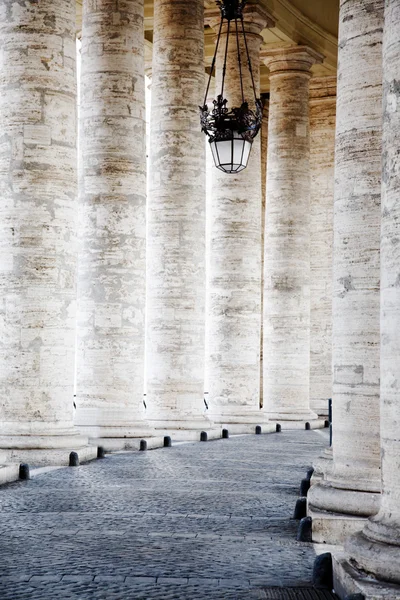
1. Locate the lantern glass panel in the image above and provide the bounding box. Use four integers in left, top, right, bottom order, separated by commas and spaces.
209, 133, 253, 173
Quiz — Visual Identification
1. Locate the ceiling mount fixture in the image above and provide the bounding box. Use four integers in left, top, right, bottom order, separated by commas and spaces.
200, 0, 262, 174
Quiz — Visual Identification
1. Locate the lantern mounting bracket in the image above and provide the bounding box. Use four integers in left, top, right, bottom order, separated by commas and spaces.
216, 0, 247, 21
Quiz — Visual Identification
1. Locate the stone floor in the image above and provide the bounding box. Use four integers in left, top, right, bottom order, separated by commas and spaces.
0, 429, 336, 599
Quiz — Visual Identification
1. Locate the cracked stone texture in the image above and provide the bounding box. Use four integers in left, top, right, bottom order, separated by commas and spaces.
0, 0, 87, 452
260, 96, 269, 411
74, 0, 148, 437
309, 77, 336, 417
145, 0, 207, 426
262, 47, 322, 421
328, 0, 383, 495
0, 430, 330, 599
206, 6, 272, 423
346, 0, 400, 585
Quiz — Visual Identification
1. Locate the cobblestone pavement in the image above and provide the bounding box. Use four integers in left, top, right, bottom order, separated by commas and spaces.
0, 429, 335, 599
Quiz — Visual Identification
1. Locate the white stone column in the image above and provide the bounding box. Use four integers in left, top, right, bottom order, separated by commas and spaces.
204, 75, 215, 405
309, 77, 336, 417
206, 6, 275, 430
74, 0, 148, 447
308, 0, 383, 544
341, 0, 400, 587
145, 0, 208, 430
262, 47, 322, 421
0, 0, 93, 465
260, 94, 270, 410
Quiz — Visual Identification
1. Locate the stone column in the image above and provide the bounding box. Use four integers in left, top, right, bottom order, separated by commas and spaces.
0, 0, 93, 465
261, 46, 322, 421
309, 77, 336, 417
74, 0, 148, 448
204, 75, 215, 405
340, 0, 400, 588
260, 94, 270, 410
145, 0, 208, 431
206, 6, 275, 430
308, 0, 383, 544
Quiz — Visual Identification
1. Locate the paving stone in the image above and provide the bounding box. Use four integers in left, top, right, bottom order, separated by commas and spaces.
0, 431, 338, 599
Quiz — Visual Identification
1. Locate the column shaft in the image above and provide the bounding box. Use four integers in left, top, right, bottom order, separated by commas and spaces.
260, 95, 269, 410
262, 47, 322, 421
146, 0, 207, 428
345, 0, 400, 585
75, 0, 148, 445
309, 77, 336, 417
207, 7, 272, 427
308, 0, 383, 544
0, 0, 90, 463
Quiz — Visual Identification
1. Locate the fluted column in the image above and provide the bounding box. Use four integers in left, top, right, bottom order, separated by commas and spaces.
206, 6, 274, 429
74, 0, 148, 446
262, 46, 322, 421
0, 0, 92, 464
146, 0, 208, 429
308, 0, 383, 544
343, 0, 400, 586
309, 77, 336, 417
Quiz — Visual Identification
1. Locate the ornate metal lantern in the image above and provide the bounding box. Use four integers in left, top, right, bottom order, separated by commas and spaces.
200, 0, 262, 174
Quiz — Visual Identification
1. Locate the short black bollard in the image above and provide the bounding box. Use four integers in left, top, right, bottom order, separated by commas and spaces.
19, 464, 30, 480
305, 422, 311, 430
306, 467, 314, 481
300, 478, 311, 496
69, 452, 79, 467
255, 425, 262, 435
200, 431, 208, 442
276, 423, 281, 433
344, 595, 365, 600
97, 446, 106, 459
293, 497, 307, 520
297, 516, 312, 542
313, 552, 333, 589
163, 436, 172, 448
222, 429, 229, 439
324, 419, 330, 428
139, 439, 147, 451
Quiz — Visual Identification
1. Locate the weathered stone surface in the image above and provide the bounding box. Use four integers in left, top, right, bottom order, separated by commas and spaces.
206, 6, 273, 425
343, 0, 400, 587
260, 94, 270, 411
74, 0, 149, 443
145, 0, 208, 429
0, 0, 89, 462
262, 46, 322, 421
309, 77, 336, 418
308, 0, 383, 541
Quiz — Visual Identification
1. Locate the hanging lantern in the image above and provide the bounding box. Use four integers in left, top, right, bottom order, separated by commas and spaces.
200, 0, 262, 174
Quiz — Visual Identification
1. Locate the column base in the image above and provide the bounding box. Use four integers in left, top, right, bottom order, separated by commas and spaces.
145, 414, 221, 441
0, 463, 20, 485
76, 425, 156, 452
267, 409, 319, 421
88, 435, 166, 452
0, 433, 97, 466
312, 448, 333, 484
332, 551, 400, 599
206, 411, 273, 434
345, 526, 400, 586
307, 482, 380, 544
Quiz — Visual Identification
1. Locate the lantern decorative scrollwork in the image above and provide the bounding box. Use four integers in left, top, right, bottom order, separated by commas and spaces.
200, 0, 263, 173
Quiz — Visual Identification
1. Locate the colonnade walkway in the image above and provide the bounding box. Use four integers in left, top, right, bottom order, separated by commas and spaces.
0, 430, 337, 600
